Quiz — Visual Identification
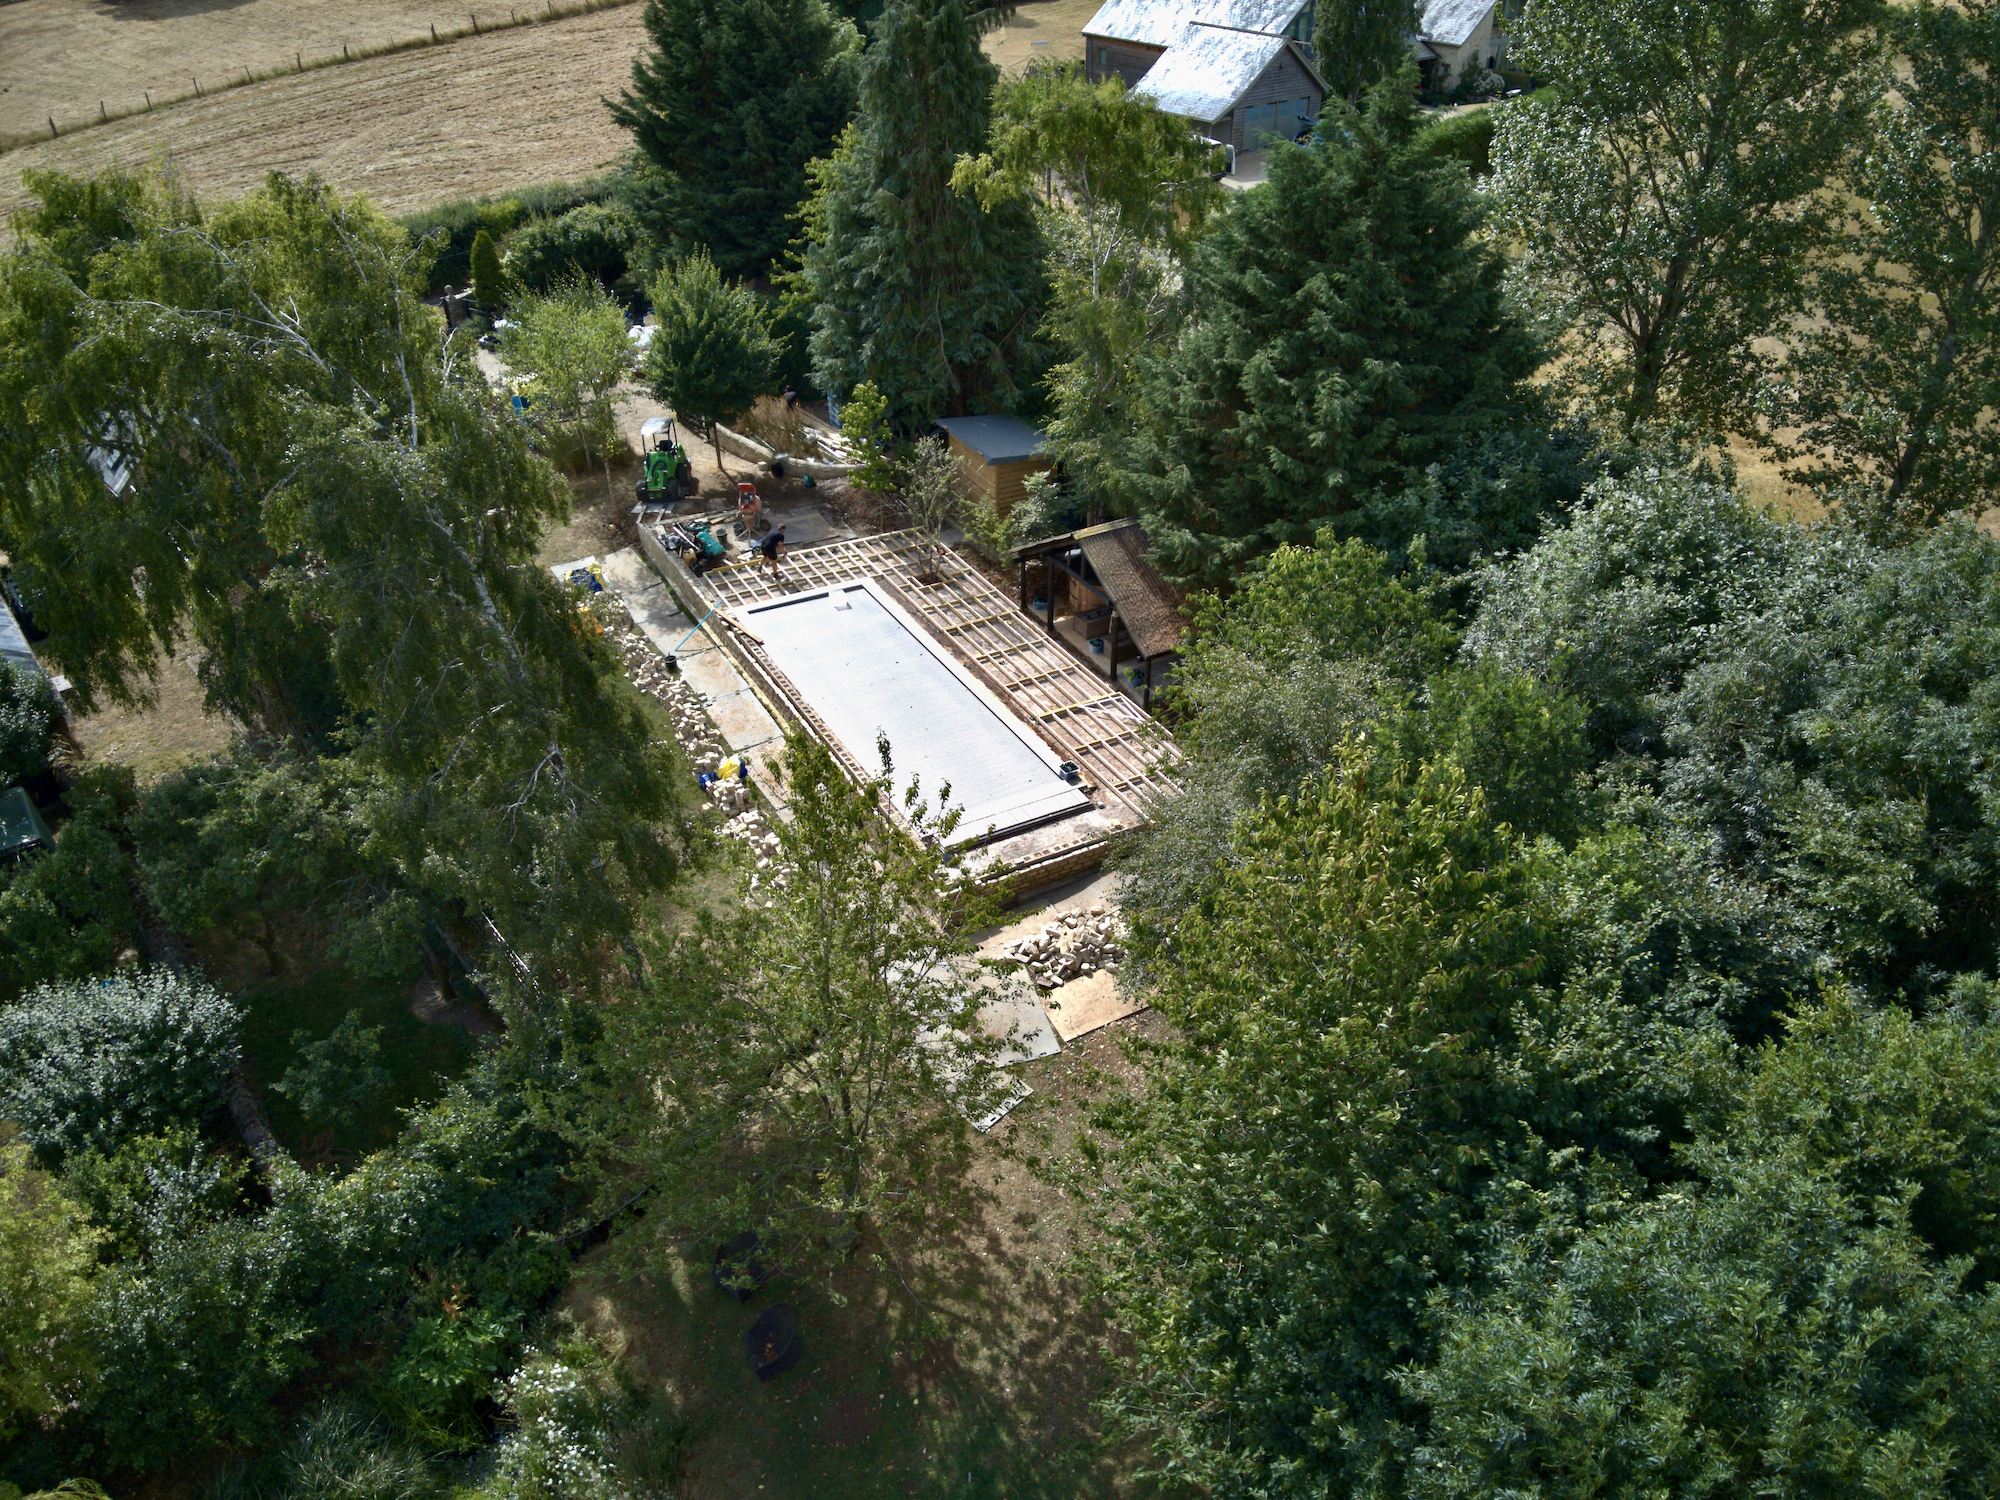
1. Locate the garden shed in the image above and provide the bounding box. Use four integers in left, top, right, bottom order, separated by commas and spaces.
1010, 519, 1186, 711
934, 416, 1053, 515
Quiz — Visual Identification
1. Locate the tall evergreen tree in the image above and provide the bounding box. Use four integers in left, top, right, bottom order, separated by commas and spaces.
801, 0, 1045, 427
1315, 0, 1419, 102
1132, 74, 1540, 587
611, 0, 859, 282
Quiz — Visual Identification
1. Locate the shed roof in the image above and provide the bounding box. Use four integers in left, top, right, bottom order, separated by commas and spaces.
934, 415, 1051, 467
1418, 0, 1495, 47
1081, 0, 1303, 50
1015, 519, 1186, 660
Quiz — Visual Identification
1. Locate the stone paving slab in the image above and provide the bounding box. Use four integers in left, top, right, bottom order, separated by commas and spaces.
706, 689, 784, 754
597, 547, 696, 658
676, 646, 745, 699
1044, 970, 1147, 1042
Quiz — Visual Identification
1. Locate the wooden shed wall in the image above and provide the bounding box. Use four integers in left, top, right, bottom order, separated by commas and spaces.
946, 433, 1052, 515
1084, 36, 1165, 88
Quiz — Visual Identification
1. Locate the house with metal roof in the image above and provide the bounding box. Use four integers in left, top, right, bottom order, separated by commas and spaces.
1082, 0, 1323, 153
1414, 0, 1508, 90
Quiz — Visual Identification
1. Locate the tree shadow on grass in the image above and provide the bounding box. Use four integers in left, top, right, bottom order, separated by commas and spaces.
563, 1139, 1152, 1499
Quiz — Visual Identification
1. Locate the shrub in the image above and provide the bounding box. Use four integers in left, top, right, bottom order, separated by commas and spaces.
267, 1399, 439, 1500
60, 1126, 246, 1263
0, 969, 242, 1161
1411, 106, 1496, 177
467, 1334, 683, 1500
0, 663, 57, 786
506, 203, 639, 294
399, 178, 615, 295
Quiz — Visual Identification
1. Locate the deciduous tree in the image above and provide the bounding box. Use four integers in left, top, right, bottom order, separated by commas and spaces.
504, 275, 635, 502
0, 1129, 100, 1437
1759, 0, 2000, 534
572, 731, 1017, 1293
644, 251, 781, 474
955, 63, 1223, 518
0, 170, 681, 967
1493, 0, 1886, 433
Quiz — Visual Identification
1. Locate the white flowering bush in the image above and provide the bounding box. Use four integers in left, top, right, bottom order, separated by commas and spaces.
473, 1336, 679, 1500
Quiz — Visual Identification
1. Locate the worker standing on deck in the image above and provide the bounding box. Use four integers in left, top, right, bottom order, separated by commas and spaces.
760, 525, 787, 582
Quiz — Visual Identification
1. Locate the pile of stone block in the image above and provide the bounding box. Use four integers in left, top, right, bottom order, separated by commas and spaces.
1001, 903, 1126, 991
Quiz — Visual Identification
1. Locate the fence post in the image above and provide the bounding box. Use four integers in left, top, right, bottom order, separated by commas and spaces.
343, 42, 350, 59
99, 100, 106, 121
145, 89, 153, 109
470, 11, 479, 30
48, 116, 56, 139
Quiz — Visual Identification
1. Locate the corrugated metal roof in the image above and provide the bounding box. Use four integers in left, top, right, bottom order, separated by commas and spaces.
935, 415, 1051, 466
1074, 520, 1185, 660
1082, 0, 1304, 50
1134, 22, 1289, 123
1418, 0, 1494, 47
0, 594, 40, 674
737, 582, 1091, 842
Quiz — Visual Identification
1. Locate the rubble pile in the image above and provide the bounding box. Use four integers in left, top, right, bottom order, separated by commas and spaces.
601, 609, 745, 808
1002, 903, 1125, 991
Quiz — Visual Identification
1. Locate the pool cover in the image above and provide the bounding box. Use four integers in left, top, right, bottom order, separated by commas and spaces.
737, 582, 1091, 842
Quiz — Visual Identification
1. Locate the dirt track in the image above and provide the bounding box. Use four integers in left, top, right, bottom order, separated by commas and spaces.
0, 4, 645, 226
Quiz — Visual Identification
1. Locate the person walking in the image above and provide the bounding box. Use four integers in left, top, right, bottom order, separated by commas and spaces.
759, 525, 787, 582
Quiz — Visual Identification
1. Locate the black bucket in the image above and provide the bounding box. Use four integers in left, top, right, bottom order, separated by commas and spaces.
746, 1302, 801, 1381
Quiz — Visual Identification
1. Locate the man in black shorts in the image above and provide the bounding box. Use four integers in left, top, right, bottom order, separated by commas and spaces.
759, 525, 786, 581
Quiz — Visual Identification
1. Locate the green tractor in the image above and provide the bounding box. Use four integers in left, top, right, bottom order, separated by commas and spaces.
636, 416, 694, 508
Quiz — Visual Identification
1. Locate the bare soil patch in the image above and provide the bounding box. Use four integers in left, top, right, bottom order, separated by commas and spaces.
0, 4, 646, 227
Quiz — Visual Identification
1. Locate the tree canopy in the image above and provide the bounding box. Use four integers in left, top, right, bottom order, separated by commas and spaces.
1494, 0, 1886, 433
801, 0, 1045, 427
0, 169, 680, 963
1130, 76, 1543, 586
611, 0, 859, 280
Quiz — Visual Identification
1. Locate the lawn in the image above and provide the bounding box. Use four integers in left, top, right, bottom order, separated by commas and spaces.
561, 1014, 1166, 1500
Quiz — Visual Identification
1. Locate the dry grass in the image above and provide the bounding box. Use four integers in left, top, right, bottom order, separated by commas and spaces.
563, 1010, 1166, 1499
0, 0, 635, 144
985, 0, 1094, 73
65, 645, 239, 784
0, 3, 646, 227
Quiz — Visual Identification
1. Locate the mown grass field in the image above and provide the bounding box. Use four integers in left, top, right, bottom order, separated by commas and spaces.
0, 3, 646, 228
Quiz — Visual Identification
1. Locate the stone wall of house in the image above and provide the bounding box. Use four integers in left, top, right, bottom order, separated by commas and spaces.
1084, 36, 1165, 88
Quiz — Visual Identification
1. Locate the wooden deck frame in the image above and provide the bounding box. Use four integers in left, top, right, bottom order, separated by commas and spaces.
681, 529, 1179, 823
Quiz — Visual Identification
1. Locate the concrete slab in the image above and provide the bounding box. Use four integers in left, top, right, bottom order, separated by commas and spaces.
598, 548, 695, 658
706, 689, 784, 753
977, 985, 1062, 1065
763, 506, 854, 549
1044, 970, 1147, 1041
676, 646, 746, 699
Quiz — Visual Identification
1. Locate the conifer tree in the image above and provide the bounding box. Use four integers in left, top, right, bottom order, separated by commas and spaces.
611, 0, 859, 281
801, 0, 1044, 427
1132, 73, 1540, 587
1315, 0, 1419, 102
469, 226, 506, 308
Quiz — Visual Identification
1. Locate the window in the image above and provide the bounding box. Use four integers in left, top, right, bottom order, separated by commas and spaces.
1094, 46, 1108, 69
1244, 98, 1313, 146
